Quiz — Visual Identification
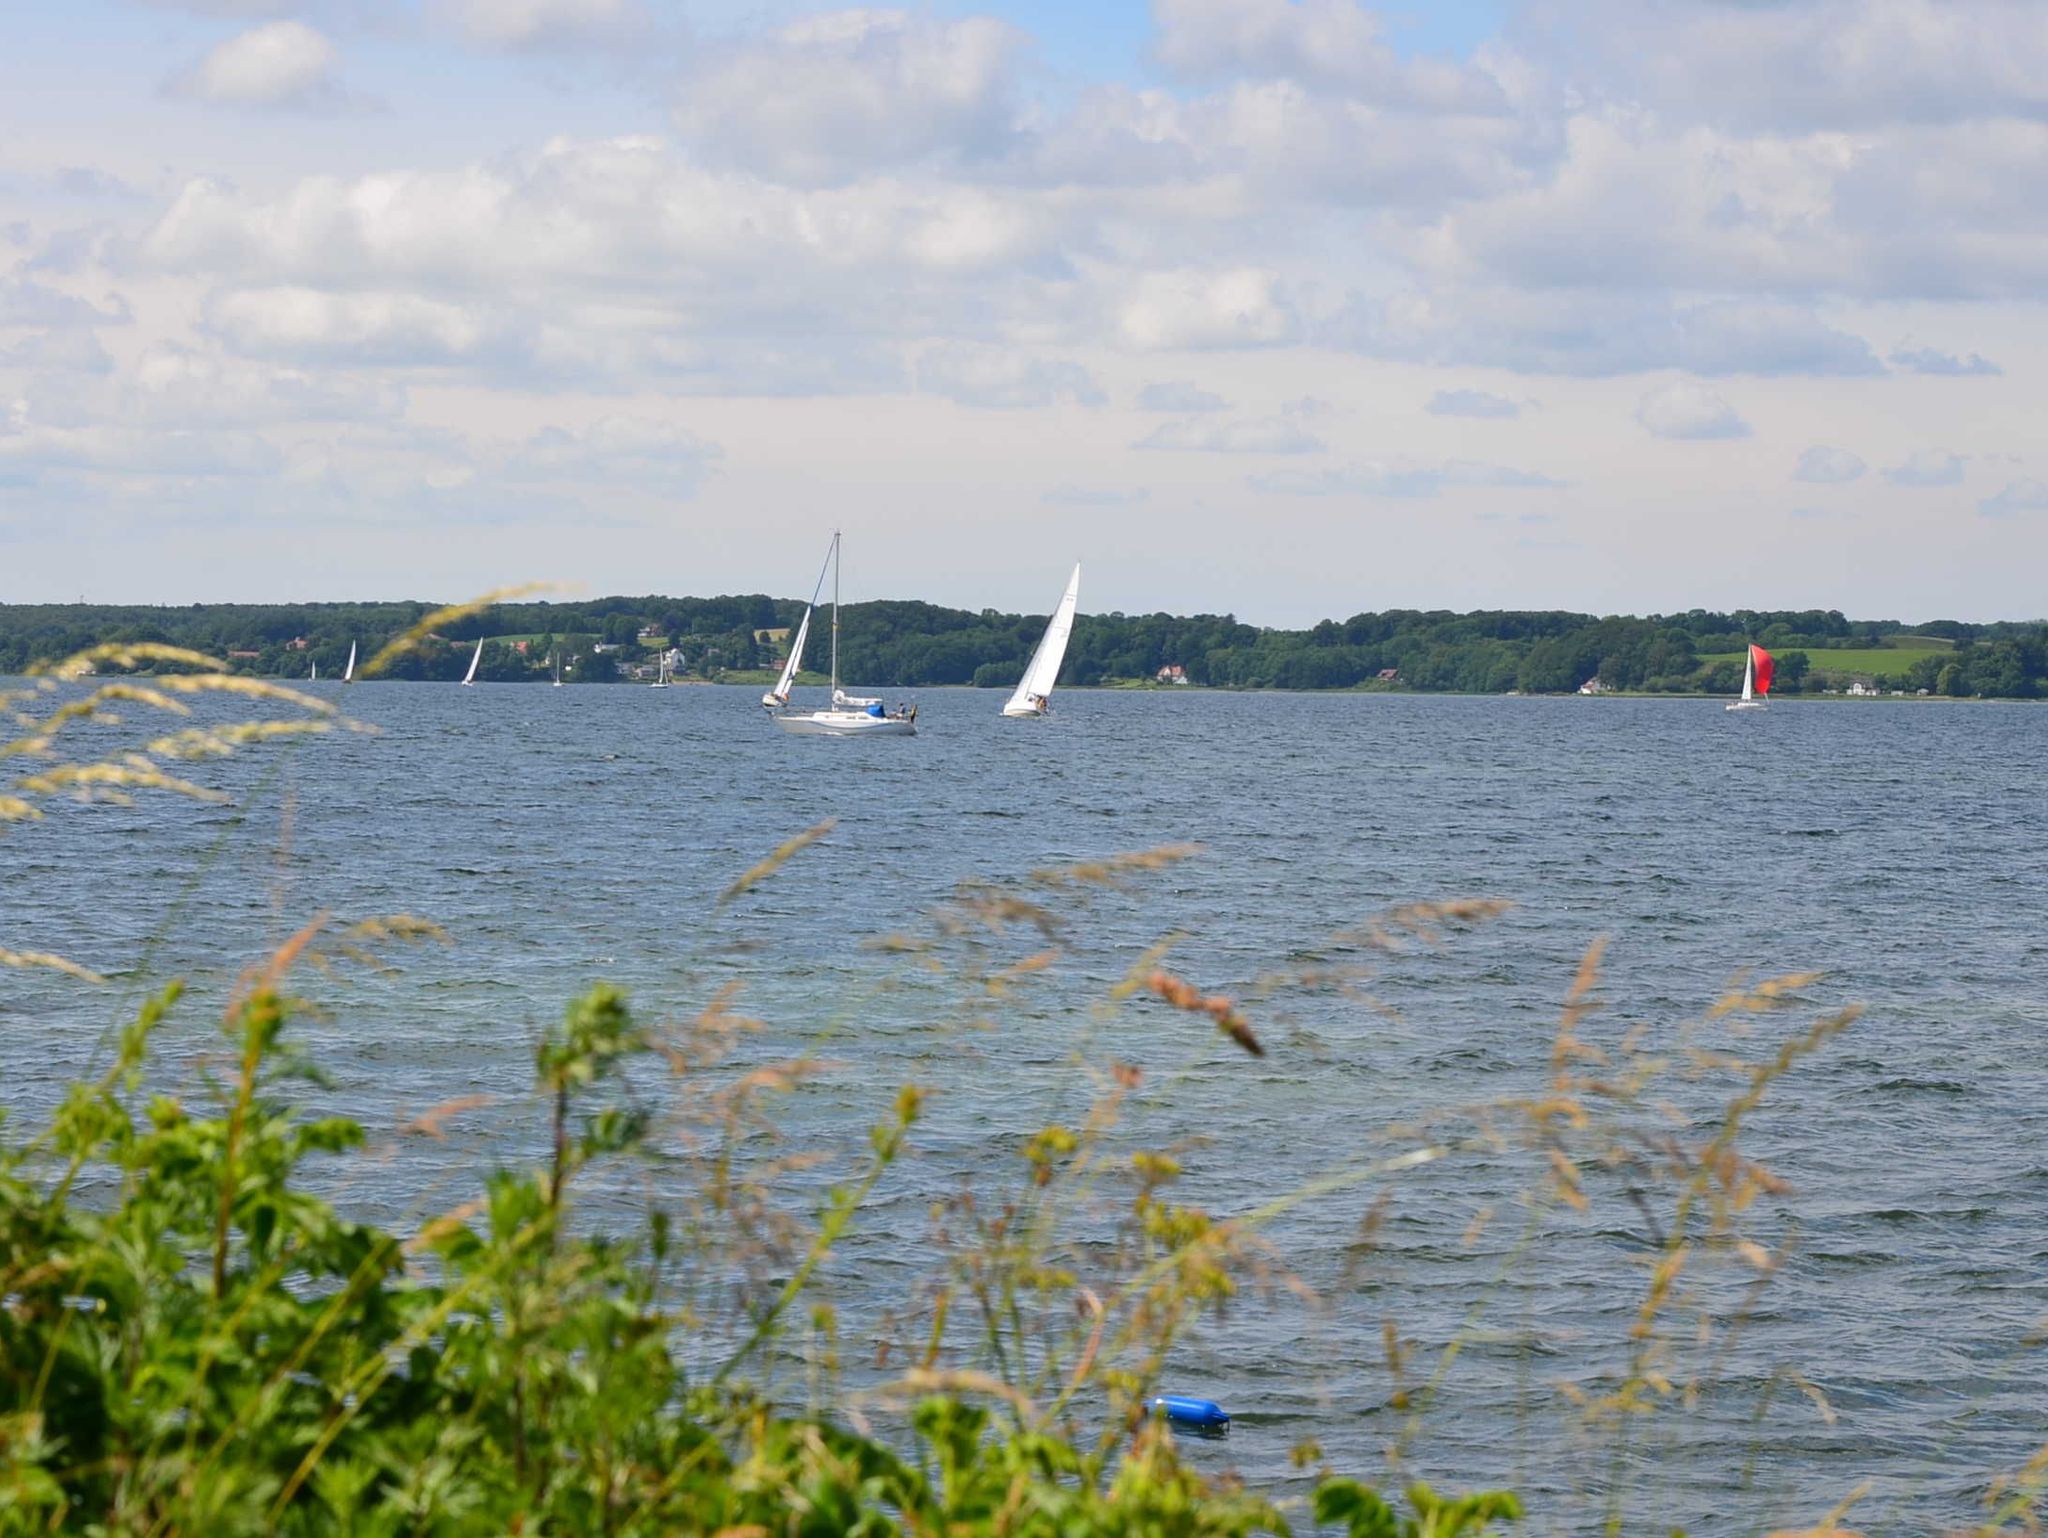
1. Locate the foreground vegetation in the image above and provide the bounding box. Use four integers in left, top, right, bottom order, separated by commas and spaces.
8, 632, 2048, 1535
6, 600, 2048, 698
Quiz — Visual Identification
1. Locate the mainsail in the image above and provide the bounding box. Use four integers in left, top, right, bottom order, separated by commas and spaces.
342, 641, 356, 683
462, 638, 483, 686
1005, 564, 1081, 716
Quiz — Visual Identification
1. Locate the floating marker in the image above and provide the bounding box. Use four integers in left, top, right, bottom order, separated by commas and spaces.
1152, 1394, 1230, 1431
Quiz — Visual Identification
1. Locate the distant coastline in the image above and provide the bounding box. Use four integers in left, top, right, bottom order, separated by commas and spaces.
5, 598, 2045, 700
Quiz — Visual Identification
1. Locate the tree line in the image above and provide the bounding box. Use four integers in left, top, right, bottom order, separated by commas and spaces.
3, 598, 2046, 697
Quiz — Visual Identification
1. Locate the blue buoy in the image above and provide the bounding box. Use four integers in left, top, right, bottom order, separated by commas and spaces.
1152, 1394, 1230, 1431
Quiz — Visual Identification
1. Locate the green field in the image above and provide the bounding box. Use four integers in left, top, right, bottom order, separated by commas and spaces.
1699, 638, 1953, 678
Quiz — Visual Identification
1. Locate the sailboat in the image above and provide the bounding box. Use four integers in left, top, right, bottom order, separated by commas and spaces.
551, 649, 563, 687
1003, 564, 1081, 718
461, 638, 483, 687
342, 641, 356, 683
309, 659, 318, 682
1726, 643, 1773, 711
649, 652, 671, 689
764, 532, 916, 736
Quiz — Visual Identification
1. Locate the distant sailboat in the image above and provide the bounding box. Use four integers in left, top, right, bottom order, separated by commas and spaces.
309, 659, 318, 682
764, 532, 916, 736
552, 648, 563, 687
342, 641, 356, 683
649, 652, 671, 688
1003, 563, 1081, 718
461, 638, 483, 687
1727, 643, 1773, 711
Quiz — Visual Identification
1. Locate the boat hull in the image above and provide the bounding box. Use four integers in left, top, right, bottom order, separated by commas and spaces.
773, 710, 916, 736
1001, 704, 1048, 718
1725, 700, 1768, 711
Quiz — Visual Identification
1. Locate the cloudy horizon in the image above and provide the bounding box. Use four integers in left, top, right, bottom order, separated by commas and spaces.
3, 0, 2045, 626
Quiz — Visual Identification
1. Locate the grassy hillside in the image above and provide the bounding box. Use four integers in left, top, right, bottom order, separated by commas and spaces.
1698, 637, 1953, 679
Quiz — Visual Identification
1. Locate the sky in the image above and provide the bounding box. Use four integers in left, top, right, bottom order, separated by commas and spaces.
2, 0, 2045, 625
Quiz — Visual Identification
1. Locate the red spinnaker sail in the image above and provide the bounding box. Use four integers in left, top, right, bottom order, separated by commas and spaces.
1750, 643, 1775, 697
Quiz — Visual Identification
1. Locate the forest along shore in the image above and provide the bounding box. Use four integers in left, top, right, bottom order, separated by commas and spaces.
3, 600, 2044, 697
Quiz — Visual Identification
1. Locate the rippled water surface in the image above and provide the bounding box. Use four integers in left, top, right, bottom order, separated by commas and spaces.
6, 684, 2046, 1533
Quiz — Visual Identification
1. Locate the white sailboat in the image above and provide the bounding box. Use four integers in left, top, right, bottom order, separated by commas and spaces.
342, 641, 356, 683
1726, 642, 1773, 712
649, 652, 671, 689
552, 648, 563, 687
764, 532, 916, 736
1003, 563, 1081, 718
461, 638, 483, 687
309, 659, 318, 682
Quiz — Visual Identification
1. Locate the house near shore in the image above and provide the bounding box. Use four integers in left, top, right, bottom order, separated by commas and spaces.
1846, 679, 1880, 696
1578, 677, 1606, 694
1377, 668, 1400, 682
1156, 664, 1189, 685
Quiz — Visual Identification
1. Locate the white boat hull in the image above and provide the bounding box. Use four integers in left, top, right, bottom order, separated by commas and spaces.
1001, 702, 1048, 718
1725, 700, 1767, 711
773, 709, 916, 736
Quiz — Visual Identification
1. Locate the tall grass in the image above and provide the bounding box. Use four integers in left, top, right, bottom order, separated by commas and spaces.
5, 635, 2035, 1536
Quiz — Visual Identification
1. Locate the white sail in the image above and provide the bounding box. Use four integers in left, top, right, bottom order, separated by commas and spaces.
552, 648, 562, 686
342, 641, 356, 682
1739, 651, 1753, 702
764, 607, 811, 706
310, 660, 317, 681
462, 638, 483, 685
1004, 564, 1081, 717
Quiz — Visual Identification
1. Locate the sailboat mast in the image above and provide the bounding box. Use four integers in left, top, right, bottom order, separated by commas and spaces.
830, 529, 841, 694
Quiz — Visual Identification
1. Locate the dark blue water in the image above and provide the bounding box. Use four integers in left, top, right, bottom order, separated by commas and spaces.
5, 684, 2046, 1535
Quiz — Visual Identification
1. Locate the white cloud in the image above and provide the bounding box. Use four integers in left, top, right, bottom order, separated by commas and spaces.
1426, 388, 1521, 418
1329, 290, 1881, 378
0, 421, 283, 480
207, 287, 497, 364
139, 138, 1072, 311
1153, 0, 1510, 112
0, 279, 127, 328
1252, 459, 1561, 497
1, 330, 113, 375
1135, 409, 1323, 454
1138, 380, 1230, 412
507, 415, 719, 494
914, 343, 1103, 409
671, 11, 1021, 185
1118, 268, 1295, 350
1980, 478, 2048, 518
1793, 445, 1866, 484
1889, 343, 2001, 376
438, 0, 643, 48
1635, 381, 1750, 440
168, 21, 343, 109
1883, 448, 1965, 486
15, 344, 400, 432
1537, 0, 2048, 133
